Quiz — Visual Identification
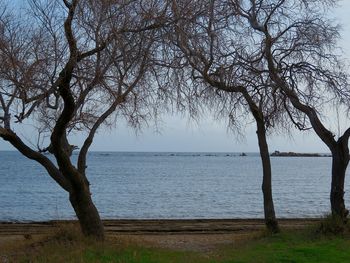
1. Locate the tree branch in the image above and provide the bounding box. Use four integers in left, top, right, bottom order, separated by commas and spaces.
0, 127, 72, 192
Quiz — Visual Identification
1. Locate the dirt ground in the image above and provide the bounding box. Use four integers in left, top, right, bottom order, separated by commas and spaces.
0, 219, 320, 253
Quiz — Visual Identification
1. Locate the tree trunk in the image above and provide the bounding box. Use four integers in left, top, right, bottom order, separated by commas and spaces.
264, 27, 350, 224
330, 139, 349, 221
256, 116, 280, 233
69, 185, 105, 240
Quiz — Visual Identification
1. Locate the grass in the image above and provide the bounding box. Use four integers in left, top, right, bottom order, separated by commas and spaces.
218, 231, 350, 263
3, 222, 350, 262
83, 247, 208, 263
7, 238, 208, 263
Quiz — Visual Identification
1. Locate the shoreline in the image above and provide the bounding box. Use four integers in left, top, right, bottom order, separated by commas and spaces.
0, 218, 321, 236
0, 217, 325, 224
0, 218, 325, 255
0, 218, 323, 225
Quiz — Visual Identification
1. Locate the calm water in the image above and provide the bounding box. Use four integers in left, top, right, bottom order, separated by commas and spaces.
0, 151, 348, 222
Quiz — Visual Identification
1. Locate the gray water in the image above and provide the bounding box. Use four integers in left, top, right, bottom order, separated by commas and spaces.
0, 151, 347, 222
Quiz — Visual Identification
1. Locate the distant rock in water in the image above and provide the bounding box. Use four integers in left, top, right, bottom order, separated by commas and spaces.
239, 152, 247, 157
271, 150, 331, 157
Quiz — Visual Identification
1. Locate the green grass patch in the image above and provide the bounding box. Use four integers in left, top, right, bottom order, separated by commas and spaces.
7, 225, 350, 263
83, 247, 208, 263
15, 241, 208, 263
219, 230, 350, 263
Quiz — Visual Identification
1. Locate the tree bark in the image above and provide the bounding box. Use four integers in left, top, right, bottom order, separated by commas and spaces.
330, 137, 350, 221
255, 114, 280, 233
69, 184, 105, 240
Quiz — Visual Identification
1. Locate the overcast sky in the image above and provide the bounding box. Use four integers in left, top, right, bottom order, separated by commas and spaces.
1, 0, 350, 153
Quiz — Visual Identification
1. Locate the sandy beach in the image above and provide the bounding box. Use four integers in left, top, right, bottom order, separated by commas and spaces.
0, 218, 321, 252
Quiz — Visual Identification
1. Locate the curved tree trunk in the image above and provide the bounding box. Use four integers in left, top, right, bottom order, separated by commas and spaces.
255, 116, 280, 233
69, 185, 105, 240
330, 137, 350, 221
263, 32, 350, 223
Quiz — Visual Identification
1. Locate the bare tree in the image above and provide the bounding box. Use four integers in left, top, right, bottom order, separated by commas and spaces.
162, 0, 293, 233
0, 0, 167, 239
227, 0, 350, 221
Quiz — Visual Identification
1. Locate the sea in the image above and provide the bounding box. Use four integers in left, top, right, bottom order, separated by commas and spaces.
0, 151, 348, 222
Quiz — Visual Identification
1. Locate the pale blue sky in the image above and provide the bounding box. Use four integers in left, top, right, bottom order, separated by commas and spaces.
1, 1, 350, 153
